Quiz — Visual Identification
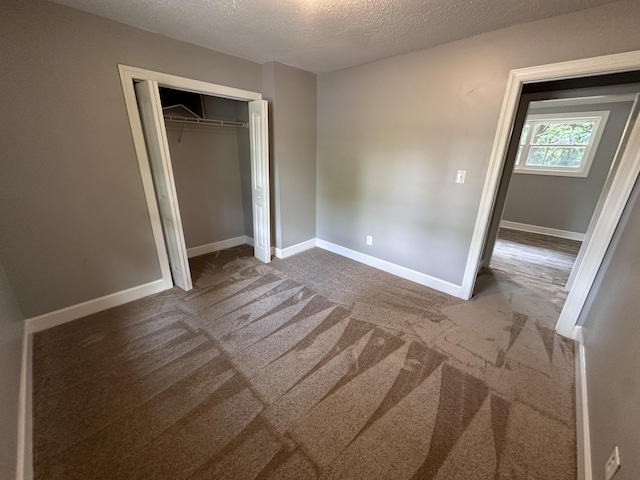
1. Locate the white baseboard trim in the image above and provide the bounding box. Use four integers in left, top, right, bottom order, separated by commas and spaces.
235, 236, 277, 256
24, 279, 167, 334
316, 239, 462, 298
234, 236, 276, 257
574, 326, 592, 480
500, 220, 585, 241
275, 239, 317, 259
187, 236, 250, 258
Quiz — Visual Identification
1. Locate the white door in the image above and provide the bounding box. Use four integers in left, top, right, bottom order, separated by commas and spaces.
249, 100, 271, 263
135, 80, 193, 291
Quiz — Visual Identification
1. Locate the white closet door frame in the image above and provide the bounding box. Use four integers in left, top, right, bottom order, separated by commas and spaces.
118, 65, 270, 290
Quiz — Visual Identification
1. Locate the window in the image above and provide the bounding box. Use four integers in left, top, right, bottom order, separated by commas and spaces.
514, 111, 609, 177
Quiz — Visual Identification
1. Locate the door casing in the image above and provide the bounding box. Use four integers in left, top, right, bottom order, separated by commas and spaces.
460, 50, 640, 338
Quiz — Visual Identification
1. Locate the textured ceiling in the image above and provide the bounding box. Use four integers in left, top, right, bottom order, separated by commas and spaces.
49, 0, 619, 73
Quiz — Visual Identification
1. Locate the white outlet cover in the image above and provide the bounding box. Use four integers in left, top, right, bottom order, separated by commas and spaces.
605, 446, 621, 480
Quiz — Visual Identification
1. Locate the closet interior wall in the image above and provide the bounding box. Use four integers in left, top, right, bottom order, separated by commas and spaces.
162, 91, 253, 252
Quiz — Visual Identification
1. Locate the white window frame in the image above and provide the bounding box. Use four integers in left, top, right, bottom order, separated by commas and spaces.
514, 110, 610, 177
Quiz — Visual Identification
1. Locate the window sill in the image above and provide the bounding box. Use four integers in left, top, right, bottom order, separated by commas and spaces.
513, 168, 589, 178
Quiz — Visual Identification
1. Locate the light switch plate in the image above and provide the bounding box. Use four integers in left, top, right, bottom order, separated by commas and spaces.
456, 170, 466, 184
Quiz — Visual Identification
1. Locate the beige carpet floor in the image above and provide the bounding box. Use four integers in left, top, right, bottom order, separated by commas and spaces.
32, 235, 577, 479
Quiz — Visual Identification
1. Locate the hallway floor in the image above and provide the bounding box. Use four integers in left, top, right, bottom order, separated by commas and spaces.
486, 227, 582, 309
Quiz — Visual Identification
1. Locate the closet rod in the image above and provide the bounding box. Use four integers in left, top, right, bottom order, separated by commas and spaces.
163, 115, 248, 128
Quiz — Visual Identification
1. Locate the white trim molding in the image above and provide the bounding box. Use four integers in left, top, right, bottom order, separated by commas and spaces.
16, 324, 31, 480
275, 239, 317, 259
242, 236, 275, 256
187, 236, 250, 258
25, 279, 166, 334
187, 236, 275, 259
574, 326, 593, 480
118, 65, 262, 101
460, 49, 640, 339
316, 239, 462, 298
500, 221, 586, 241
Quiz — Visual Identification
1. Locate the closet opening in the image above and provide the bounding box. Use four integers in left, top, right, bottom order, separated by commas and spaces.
119, 65, 271, 293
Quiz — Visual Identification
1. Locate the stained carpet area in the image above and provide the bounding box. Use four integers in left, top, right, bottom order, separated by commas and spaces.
33, 243, 576, 479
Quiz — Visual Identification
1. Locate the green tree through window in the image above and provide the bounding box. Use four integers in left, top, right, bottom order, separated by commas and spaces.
515, 111, 609, 177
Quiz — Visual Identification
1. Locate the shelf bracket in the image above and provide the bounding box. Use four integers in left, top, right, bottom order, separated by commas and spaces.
178, 119, 186, 144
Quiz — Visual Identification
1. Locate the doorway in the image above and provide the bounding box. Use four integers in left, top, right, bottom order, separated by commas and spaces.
483, 90, 638, 314
460, 50, 640, 338
118, 65, 271, 291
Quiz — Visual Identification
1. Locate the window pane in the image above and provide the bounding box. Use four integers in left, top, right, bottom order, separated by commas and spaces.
546, 147, 585, 167
531, 122, 594, 146
526, 146, 547, 166
526, 146, 585, 167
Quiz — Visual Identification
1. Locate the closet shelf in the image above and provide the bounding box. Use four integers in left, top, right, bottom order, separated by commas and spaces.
162, 104, 247, 128
163, 115, 248, 128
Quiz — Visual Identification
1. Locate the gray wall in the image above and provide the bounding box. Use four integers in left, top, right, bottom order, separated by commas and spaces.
262, 62, 317, 250
0, 261, 24, 480
0, 0, 263, 317
166, 96, 250, 249
502, 100, 635, 234
579, 176, 640, 479
316, 0, 640, 286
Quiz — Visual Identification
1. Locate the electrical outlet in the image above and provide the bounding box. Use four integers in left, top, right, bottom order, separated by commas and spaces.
366, 235, 373, 246
605, 446, 621, 480
456, 170, 466, 184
